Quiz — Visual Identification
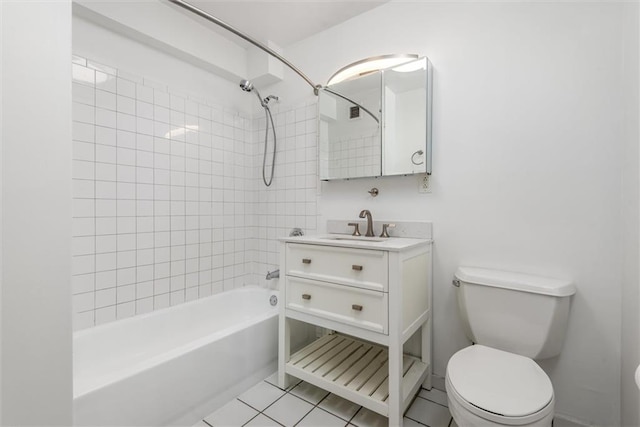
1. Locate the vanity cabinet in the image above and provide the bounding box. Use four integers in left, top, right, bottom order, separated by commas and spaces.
278, 236, 432, 427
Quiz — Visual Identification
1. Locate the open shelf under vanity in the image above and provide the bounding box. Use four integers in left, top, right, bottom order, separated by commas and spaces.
285, 333, 428, 416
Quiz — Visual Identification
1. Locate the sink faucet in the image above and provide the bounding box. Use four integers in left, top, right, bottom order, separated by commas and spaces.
359, 209, 374, 237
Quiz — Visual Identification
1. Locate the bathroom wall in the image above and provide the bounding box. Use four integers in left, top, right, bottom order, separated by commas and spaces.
620, 4, 640, 426
1, 1, 73, 424
72, 14, 318, 327
278, 2, 638, 425
71, 53, 256, 328
246, 102, 318, 287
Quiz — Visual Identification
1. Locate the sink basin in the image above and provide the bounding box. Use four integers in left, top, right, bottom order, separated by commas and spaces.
326, 236, 385, 242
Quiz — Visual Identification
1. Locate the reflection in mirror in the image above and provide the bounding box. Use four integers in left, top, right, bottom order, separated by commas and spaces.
383, 57, 430, 175
318, 72, 381, 180
318, 56, 432, 180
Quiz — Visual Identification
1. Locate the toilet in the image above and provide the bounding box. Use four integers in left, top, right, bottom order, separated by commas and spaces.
446, 267, 576, 427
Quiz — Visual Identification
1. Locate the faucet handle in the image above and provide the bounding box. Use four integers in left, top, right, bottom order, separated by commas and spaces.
380, 223, 396, 238
348, 222, 361, 236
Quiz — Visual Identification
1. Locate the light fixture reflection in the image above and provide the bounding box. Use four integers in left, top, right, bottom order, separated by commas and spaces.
165, 125, 199, 139
326, 54, 419, 86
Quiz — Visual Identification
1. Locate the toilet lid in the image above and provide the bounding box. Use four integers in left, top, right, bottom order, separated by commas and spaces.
447, 345, 553, 417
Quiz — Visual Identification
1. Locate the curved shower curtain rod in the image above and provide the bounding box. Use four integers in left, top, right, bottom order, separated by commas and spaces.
166, 0, 321, 94
166, 0, 380, 124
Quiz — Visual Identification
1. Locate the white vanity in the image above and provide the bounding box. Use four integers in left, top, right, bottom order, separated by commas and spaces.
277, 229, 432, 426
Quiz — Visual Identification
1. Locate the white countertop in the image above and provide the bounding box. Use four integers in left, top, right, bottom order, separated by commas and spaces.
279, 234, 432, 251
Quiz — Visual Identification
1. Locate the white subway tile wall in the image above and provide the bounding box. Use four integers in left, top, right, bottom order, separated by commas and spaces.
247, 104, 318, 287
72, 55, 318, 330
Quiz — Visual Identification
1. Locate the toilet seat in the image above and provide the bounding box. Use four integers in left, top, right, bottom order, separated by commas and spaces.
446, 345, 554, 425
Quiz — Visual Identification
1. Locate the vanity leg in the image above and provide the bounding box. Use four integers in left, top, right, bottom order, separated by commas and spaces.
278, 315, 292, 389
387, 306, 403, 426
421, 318, 432, 389
388, 344, 403, 427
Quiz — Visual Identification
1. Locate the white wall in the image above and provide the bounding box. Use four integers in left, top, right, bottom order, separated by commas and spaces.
71, 15, 319, 326
74, 0, 247, 83
1, 1, 73, 424
73, 15, 250, 114
620, 4, 640, 426
70, 52, 258, 329
279, 2, 637, 425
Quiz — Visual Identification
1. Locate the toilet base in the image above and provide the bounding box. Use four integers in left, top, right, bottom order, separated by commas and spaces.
446, 374, 554, 427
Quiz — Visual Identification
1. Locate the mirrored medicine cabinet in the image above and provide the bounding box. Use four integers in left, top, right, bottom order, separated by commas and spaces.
318, 56, 433, 181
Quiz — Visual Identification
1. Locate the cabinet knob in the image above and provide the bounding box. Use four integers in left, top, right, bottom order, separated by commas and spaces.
302, 294, 311, 300
302, 258, 312, 264
352, 304, 363, 311
352, 265, 363, 271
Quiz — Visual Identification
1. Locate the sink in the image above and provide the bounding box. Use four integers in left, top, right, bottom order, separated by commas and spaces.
326, 236, 386, 242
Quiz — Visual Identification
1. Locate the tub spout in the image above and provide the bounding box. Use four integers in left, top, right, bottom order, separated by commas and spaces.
266, 269, 280, 280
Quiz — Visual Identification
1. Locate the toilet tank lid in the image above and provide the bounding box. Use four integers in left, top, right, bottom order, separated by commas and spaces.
455, 267, 576, 297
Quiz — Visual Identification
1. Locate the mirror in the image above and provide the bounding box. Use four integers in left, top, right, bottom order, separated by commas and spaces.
318, 57, 432, 180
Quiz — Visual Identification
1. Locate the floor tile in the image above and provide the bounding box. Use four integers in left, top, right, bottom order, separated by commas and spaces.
244, 413, 282, 427
431, 376, 446, 392
318, 393, 361, 421
192, 421, 210, 427
449, 418, 458, 427
296, 407, 348, 427
403, 418, 426, 427
238, 381, 286, 411
264, 372, 284, 389
290, 381, 330, 405
350, 407, 388, 427
263, 393, 314, 426
418, 387, 448, 407
264, 372, 298, 391
405, 397, 451, 427
553, 417, 583, 427
204, 398, 259, 426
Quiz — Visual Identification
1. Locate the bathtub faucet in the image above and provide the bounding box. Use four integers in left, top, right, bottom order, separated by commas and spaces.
266, 269, 280, 280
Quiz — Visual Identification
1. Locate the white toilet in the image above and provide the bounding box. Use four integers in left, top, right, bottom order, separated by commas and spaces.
446, 267, 576, 427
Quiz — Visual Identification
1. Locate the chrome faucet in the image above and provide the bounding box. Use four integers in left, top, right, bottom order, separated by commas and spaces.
266, 269, 279, 280
359, 209, 374, 237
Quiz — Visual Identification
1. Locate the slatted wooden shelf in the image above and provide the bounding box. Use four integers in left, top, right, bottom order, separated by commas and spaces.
285, 333, 428, 417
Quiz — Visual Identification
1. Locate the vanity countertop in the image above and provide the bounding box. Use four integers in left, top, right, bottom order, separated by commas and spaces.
279, 234, 432, 251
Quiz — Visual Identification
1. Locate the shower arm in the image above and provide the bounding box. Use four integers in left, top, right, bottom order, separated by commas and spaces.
167, 0, 322, 95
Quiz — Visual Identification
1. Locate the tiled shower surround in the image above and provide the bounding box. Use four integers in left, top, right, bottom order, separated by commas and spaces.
72, 56, 317, 330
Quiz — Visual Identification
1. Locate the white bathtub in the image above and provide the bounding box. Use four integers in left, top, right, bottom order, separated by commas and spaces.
73, 287, 279, 426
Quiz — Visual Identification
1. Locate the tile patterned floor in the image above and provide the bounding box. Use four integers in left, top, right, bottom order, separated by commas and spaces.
195, 373, 586, 427
195, 373, 454, 427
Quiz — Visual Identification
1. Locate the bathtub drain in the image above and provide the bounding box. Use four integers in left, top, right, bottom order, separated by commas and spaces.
270, 295, 278, 306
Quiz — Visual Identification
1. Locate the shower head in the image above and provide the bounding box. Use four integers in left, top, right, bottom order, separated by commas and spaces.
239, 79, 254, 92
240, 79, 268, 108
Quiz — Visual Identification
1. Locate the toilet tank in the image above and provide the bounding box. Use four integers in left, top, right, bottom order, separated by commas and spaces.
454, 267, 576, 360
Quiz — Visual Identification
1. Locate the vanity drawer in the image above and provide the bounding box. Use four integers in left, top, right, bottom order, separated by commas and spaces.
286, 243, 388, 291
285, 277, 388, 334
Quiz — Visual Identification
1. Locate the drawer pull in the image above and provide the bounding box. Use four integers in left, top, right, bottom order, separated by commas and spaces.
302, 294, 312, 300
352, 265, 363, 271
352, 304, 363, 311
302, 258, 312, 264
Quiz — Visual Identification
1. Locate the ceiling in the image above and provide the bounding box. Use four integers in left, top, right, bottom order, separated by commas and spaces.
186, 1, 389, 48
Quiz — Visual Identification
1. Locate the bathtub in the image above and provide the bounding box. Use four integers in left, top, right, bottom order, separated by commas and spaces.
73, 287, 279, 426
